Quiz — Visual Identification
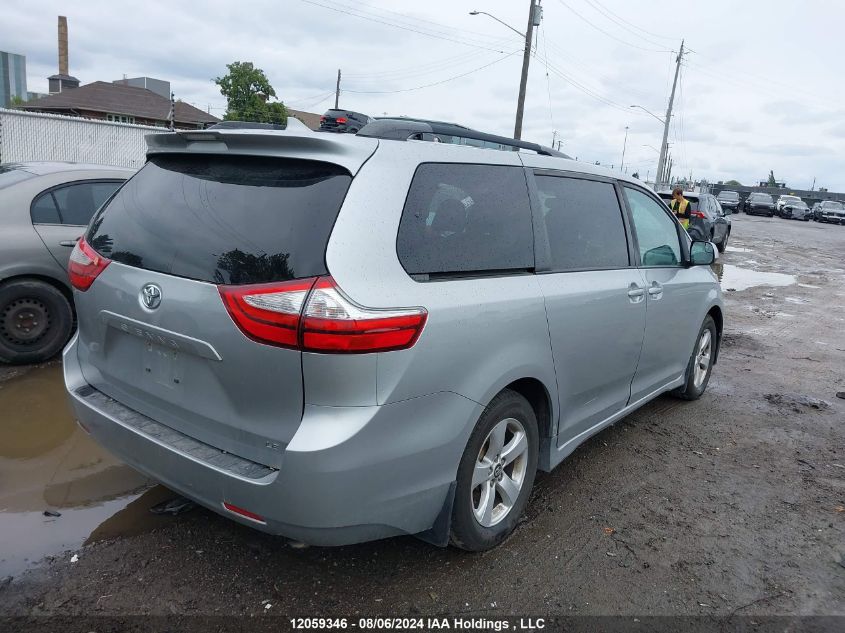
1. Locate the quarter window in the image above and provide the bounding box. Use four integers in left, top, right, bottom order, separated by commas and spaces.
51, 181, 124, 226
30, 192, 61, 224
396, 164, 534, 277
535, 175, 629, 271
624, 187, 682, 267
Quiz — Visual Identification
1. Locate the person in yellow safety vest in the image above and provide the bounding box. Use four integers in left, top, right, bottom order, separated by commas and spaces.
669, 186, 691, 230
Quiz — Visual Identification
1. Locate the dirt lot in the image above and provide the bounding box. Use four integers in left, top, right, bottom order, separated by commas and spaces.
1, 213, 843, 620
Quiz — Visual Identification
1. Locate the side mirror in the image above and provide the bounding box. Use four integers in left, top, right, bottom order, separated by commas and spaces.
690, 240, 716, 266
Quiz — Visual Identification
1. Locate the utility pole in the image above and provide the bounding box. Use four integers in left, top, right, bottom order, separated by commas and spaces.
334, 69, 341, 109
621, 126, 629, 171
514, 0, 540, 140
656, 40, 684, 190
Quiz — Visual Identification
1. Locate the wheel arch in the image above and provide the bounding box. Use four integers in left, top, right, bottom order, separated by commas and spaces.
707, 305, 723, 364
0, 273, 74, 308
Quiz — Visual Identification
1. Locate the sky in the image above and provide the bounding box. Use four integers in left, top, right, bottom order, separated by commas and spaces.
3, 0, 845, 191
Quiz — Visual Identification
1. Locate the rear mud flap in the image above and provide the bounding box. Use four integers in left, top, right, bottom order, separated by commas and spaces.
414, 481, 456, 547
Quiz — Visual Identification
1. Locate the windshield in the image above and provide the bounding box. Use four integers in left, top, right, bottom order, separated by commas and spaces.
717, 191, 739, 201
823, 201, 844, 210
792, 201, 807, 208
750, 194, 773, 202
781, 196, 800, 202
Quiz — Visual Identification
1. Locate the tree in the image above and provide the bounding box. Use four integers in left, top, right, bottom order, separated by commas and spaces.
214, 61, 287, 125
10, 95, 26, 107
766, 170, 777, 187
725, 179, 742, 186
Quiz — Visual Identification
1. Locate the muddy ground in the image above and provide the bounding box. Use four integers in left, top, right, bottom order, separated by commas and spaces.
0, 213, 843, 619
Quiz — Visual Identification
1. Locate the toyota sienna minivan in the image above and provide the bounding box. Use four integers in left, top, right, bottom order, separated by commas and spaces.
64, 120, 723, 551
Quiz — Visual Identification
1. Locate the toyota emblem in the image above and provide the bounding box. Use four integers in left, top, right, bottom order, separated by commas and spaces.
141, 283, 162, 310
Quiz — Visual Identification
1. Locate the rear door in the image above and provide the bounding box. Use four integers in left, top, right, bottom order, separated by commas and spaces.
75, 153, 355, 466
530, 171, 647, 445
31, 180, 124, 268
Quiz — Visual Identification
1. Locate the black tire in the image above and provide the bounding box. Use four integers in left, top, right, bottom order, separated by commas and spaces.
450, 389, 539, 551
716, 234, 728, 253
0, 279, 73, 365
672, 316, 717, 401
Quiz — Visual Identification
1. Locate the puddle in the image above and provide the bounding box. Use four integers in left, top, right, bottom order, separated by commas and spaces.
0, 364, 172, 577
784, 297, 810, 305
712, 263, 796, 292
798, 283, 821, 289
726, 246, 754, 253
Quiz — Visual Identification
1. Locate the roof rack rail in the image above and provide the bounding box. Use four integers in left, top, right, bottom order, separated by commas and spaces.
358, 118, 570, 158
207, 121, 286, 131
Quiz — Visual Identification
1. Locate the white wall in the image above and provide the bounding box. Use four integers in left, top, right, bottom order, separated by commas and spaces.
0, 108, 166, 167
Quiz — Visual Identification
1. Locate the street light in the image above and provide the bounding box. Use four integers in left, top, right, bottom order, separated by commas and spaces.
469, 11, 525, 38
629, 104, 666, 126
470, 1, 541, 140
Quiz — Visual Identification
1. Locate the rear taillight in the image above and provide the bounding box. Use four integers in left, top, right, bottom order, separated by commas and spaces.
218, 276, 427, 353
336, 117, 348, 124
68, 237, 110, 291
691, 211, 707, 219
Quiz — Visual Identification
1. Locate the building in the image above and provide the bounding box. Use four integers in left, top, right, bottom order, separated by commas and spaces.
21, 81, 219, 129
0, 51, 27, 107
287, 108, 322, 130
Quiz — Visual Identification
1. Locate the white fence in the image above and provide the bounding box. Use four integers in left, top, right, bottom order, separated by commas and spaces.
0, 108, 166, 168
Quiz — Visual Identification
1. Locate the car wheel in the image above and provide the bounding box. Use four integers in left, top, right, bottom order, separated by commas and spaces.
672, 316, 717, 401
450, 389, 538, 551
0, 279, 73, 365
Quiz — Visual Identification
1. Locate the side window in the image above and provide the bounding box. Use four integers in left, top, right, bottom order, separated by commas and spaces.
624, 187, 682, 267
52, 181, 123, 226
397, 164, 533, 276
30, 192, 61, 224
534, 175, 629, 271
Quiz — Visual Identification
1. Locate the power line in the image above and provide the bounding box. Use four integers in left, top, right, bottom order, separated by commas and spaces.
299, 0, 513, 54
555, 0, 673, 53
344, 49, 495, 82
344, 52, 520, 94
579, 0, 676, 43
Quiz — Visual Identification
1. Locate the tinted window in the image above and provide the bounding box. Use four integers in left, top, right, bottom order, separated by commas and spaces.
397, 163, 533, 276
30, 192, 61, 224
535, 175, 629, 271
624, 187, 682, 267
749, 193, 772, 203
88, 155, 352, 284
657, 193, 700, 212
52, 181, 124, 225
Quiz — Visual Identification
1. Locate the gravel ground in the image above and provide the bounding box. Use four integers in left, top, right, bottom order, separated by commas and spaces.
1, 213, 843, 621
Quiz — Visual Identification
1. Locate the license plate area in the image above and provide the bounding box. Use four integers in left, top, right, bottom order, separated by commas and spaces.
144, 342, 184, 389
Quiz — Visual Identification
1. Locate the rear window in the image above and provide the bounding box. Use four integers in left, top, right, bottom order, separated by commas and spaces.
396, 163, 533, 278
87, 154, 351, 284
658, 193, 700, 212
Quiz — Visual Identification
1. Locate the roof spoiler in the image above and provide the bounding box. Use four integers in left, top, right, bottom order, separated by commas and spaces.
357, 118, 570, 158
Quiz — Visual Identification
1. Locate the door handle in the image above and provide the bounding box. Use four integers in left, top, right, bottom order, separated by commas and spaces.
59, 239, 80, 247
627, 284, 645, 303
648, 282, 664, 299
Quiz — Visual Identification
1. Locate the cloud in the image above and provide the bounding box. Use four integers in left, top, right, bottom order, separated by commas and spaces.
3, 0, 844, 189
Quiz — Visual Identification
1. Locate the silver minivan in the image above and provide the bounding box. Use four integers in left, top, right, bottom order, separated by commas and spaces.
63, 122, 723, 551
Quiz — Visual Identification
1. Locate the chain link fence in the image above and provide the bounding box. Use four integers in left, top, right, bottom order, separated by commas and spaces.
0, 108, 166, 168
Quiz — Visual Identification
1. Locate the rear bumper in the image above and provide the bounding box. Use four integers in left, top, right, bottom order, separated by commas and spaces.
63, 334, 482, 546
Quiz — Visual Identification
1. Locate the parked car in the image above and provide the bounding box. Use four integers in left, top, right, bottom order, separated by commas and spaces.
715, 190, 740, 213
318, 109, 373, 134
656, 191, 730, 252
63, 121, 723, 551
775, 194, 802, 215
782, 200, 811, 221
813, 200, 845, 224
0, 162, 132, 364
743, 192, 775, 216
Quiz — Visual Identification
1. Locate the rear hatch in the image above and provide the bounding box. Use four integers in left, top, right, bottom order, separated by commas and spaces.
319, 110, 353, 132
73, 139, 372, 467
